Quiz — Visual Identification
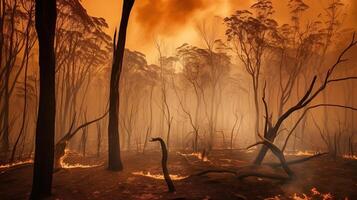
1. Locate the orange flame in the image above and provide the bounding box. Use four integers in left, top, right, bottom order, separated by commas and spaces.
0, 159, 33, 170
265, 187, 337, 200
59, 149, 101, 169
292, 187, 333, 200
132, 171, 188, 180
284, 151, 317, 156
177, 152, 209, 162
342, 155, 357, 160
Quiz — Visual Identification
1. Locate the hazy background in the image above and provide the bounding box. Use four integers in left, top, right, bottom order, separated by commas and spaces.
83, 0, 357, 63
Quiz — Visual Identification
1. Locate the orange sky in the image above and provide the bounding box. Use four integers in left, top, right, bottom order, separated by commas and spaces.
82, 0, 357, 63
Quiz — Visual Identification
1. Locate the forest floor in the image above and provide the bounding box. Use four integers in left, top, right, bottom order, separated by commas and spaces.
0, 149, 356, 200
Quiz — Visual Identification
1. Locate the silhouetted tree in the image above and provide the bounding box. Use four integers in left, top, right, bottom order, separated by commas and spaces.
120, 49, 148, 151
0, 0, 37, 155
177, 42, 230, 151
150, 137, 175, 192
225, 0, 277, 142
30, 0, 57, 198
55, 1, 111, 139
108, 0, 135, 171
254, 34, 357, 164
10, 0, 36, 162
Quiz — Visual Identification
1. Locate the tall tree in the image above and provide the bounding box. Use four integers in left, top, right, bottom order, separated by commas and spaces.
225, 0, 277, 142
108, 0, 135, 171
30, 0, 57, 198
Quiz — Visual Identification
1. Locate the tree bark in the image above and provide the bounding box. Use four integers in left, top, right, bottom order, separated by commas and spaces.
107, 0, 134, 171
30, 0, 57, 198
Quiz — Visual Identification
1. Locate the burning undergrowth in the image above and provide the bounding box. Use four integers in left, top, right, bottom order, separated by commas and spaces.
59, 149, 103, 169
342, 155, 357, 160
132, 171, 188, 180
0, 159, 33, 170
0, 149, 356, 199
177, 151, 210, 162
265, 187, 341, 200
283, 151, 319, 157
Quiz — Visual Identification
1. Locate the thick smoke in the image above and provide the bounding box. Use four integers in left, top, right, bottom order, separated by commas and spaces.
134, 0, 208, 37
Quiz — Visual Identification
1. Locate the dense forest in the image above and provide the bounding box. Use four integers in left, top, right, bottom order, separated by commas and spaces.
0, 0, 357, 199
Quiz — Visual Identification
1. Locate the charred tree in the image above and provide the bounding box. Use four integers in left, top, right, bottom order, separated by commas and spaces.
107, 0, 134, 171
150, 137, 175, 192
30, 0, 57, 198
54, 112, 107, 169
254, 35, 357, 165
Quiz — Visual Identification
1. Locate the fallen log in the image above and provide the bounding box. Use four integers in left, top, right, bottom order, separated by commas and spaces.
187, 166, 290, 181
190, 169, 237, 177
266, 152, 328, 168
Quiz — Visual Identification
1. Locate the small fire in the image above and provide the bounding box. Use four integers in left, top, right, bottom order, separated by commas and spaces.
291, 193, 309, 200
311, 187, 320, 195
265, 187, 336, 200
284, 151, 317, 156
292, 187, 333, 200
132, 171, 188, 180
59, 149, 101, 169
0, 159, 33, 170
177, 152, 209, 162
342, 155, 357, 160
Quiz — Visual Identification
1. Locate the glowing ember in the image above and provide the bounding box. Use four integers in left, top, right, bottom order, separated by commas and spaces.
284, 151, 317, 156
0, 159, 33, 170
177, 152, 209, 162
291, 193, 309, 200
132, 171, 188, 180
60, 162, 102, 169
292, 187, 333, 200
59, 149, 101, 169
311, 187, 320, 195
265, 187, 335, 200
342, 155, 357, 160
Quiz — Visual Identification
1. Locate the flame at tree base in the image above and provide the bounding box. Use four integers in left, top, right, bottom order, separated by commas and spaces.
59, 149, 102, 169
132, 171, 188, 180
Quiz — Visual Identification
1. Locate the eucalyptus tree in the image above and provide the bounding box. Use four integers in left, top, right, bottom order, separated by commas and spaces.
0, 0, 37, 155
225, 0, 277, 142
177, 43, 230, 151
55, 0, 111, 139
120, 49, 151, 151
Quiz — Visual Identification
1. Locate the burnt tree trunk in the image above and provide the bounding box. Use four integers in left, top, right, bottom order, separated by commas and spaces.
254, 128, 275, 165
107, 0, 134, 171
54, 112, 107, 169
30, 0, 57, 198
254, 35, 357, 165
150, 137, 175, 193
